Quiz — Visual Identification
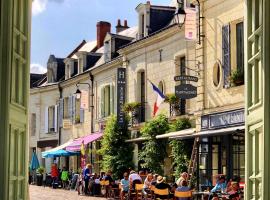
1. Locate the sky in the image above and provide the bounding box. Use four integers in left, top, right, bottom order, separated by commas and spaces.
31, 0, 173, 74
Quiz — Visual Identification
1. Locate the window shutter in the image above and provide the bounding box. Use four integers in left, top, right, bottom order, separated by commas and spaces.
72, 96, 76, 123
44, 106, 48, 134
59, 98, 64, 128
101, 87, 105, 118
68, 96, 73, 118
54, 105, 58, 131
110, 84, 114, 114
222, 24, 231, 88
80, 109, 85, 123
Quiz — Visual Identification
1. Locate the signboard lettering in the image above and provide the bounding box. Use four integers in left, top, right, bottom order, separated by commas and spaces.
175, 84, 197, 99
201, 109, 245, 130
174, 75, 198, 82
117, 68, 126, 127
80, 90, 89, 109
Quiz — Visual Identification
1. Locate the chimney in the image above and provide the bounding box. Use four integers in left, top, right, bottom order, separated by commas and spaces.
116, 19, 130, 34
97, 21, 111, 49
146, 1, 151, 5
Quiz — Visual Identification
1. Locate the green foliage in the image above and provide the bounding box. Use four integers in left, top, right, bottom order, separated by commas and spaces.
169, 118, 192, 177
139, 114, 170, 175
122, 102, 141, 113
164, 94, 179, 104
230, 69, 244, 86
37, 166, 45, 174
98, 115, 134, 179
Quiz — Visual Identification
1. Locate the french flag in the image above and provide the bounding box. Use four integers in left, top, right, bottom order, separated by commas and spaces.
150, 81, 165, 116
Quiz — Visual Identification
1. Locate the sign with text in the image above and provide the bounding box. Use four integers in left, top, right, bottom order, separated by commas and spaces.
174, 75, 198, 82
80, 90, 89, 109
117, 68, 126, 127
185, 7, 197, 41
175, 84, 197, 99
201, 109, 245, 130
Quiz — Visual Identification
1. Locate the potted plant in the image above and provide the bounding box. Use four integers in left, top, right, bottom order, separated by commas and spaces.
75, 115, 80, 124
164, 94, 180, 116
123, 102, 141, 126
230, 69, 244, 86
36, 167, 45, 186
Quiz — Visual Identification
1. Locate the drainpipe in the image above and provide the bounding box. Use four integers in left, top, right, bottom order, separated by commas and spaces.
89, 72, 94, 165
58, 83, 63, 146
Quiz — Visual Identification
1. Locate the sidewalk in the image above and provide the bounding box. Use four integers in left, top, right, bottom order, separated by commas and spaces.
29, 185, 106, 200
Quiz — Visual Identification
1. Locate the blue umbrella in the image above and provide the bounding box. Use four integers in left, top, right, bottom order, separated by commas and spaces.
30, 151, 40, 170
42, 149, 79, 158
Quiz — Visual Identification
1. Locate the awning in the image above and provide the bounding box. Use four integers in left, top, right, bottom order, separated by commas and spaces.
66, 132, 103, 151
171, 125, 245, 140
156, 128, 196, 139
125, 137, 148, 143
41, 140, 74, 158
42, 149, 80, 158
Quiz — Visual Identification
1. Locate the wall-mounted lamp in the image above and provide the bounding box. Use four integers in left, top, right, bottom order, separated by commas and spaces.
174, 0, 186, 27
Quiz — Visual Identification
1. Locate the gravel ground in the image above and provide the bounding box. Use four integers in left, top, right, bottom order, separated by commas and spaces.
29, 185, 107, 200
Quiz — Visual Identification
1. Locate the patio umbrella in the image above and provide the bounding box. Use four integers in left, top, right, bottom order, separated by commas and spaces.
30, 151, 40, 170
42, 149, 80, 158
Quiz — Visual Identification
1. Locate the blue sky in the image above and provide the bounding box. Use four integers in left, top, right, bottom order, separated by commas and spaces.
31, 0, 173, 73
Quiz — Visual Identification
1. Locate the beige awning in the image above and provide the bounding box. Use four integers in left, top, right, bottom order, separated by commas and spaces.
125, 137, 148, 143
171, 125, 245, 140
156, 128, 196, 139
42, 139, 73, 154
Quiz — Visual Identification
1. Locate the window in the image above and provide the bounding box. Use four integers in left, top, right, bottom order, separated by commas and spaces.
30, 113, 36, 136
100, 85, 114, 118
139, 71, 145, 122
48, 106, 55, 132
158, 81, 164, 94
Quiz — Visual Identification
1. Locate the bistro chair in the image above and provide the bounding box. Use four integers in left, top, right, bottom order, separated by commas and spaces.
154, 188, 172, 200
100, 180, 111, 198
174, 190, 192, 198
135, 184, 144, 200
145, 185, 156, 200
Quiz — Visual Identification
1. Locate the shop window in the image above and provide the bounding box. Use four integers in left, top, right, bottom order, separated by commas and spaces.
30, 113, 36, 136
213, 61, 222, 87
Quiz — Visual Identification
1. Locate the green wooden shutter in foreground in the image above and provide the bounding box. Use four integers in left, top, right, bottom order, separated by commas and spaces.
0, 0, 31, 199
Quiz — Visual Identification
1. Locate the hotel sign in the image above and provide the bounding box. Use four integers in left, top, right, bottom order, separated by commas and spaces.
117, 68, 126, 127
175, 84, 197, 99
201, 109, 245, 130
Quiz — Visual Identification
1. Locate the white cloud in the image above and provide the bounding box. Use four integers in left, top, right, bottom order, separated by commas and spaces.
32, 0, 65, 16
30, 63, 47, 74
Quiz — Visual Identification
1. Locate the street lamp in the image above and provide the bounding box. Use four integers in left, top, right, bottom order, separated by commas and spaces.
174, 0, 186, 27
75, 87, 82, 100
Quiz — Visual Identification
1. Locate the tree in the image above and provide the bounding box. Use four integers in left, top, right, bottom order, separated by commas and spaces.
169, 118, 192, 177
99, 115, 134, 179
139, 114, 170, 175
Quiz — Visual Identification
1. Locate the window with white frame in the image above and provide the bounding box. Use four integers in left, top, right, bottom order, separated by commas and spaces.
47, 105, 57, 132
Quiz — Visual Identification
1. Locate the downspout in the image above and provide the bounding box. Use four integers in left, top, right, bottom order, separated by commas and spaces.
89, 72, 94, 165
58, 82, 63, 146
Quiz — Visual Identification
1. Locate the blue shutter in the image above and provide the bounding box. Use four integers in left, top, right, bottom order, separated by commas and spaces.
72, 96, 76, 123
59, 98, 64, 128
80, 109, 85, 123
222, 24, 231, 88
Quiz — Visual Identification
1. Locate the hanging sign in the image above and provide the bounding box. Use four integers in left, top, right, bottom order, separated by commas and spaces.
80, 90, 89, 109
174, 75, 198, 82
117, 68, 126, 127
185, 7, 197, 41
175, 84, 197, 99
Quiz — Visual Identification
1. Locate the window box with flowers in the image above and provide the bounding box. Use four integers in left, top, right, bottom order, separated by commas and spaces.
229, 69, 244, 87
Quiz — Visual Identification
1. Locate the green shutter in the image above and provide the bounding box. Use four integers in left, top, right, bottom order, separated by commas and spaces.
101, 87, 105, 118
0, 0, 31, 199
110, 84, 114, 114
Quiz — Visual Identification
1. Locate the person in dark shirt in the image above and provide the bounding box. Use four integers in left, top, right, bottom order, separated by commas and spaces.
104, 170, 114, 185
83, 164, 92, 195
155, 176, 172, 199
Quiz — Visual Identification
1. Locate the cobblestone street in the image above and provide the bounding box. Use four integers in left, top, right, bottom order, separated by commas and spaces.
29, 185, 106, 200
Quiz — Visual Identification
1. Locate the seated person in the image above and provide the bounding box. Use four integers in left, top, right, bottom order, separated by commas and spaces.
151, 174, 159, 186
120, 172, 129, 200
104, 170, 114, 185
176, 172, 188, 187
208, 175, 226, 200
129, 170, 142, 190
155, 176, 172, 199
176, 180, 191, 200
227, 182, 240, 200
143, 173, 153, 196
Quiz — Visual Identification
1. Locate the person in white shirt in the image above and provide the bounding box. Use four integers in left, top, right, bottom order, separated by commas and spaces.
128, 170, 142, 190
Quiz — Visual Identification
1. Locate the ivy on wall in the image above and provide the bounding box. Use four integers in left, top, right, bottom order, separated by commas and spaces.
169, 118, 192, 177
98, 115, 134, 179
139, 114, 170, 175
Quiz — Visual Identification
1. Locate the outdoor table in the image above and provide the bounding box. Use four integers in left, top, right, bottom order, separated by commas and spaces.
192, 191, 210, 200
